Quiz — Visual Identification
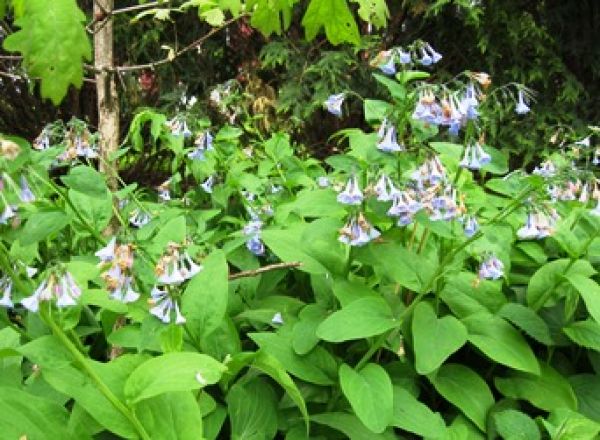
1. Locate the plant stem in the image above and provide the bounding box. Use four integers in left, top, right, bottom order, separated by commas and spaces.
42, 308, 151, 440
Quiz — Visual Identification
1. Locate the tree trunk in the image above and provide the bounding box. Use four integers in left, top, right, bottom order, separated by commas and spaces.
94, 0, 119, 193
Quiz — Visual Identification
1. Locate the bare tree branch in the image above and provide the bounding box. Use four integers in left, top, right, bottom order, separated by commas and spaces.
228, 262, 302, 280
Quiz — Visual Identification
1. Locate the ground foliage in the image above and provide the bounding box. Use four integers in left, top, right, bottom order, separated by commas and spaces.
0, 1, 600, 439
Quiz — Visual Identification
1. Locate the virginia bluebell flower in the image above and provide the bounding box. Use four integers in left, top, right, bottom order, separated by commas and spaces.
246, 235, 265, 256
155, 244, 202, 285
593, 149, 600, 165
377, 123, 404, 153
575, 136, 591, 148
0, 204, 16, 225
338, 214, 380, 246
396, 48, 412, 64
95, 237, 117, 263
463, 215, 479, 237
425, 44, 443, 63
460, 142, 490, 170
201, 175, 215, 193
167, 117, 192, 138
130, 209, 152, 228
19, 176, 35, 203
532, 160, 556, 178
337, 176, 364, 205
157, 180, 171, 202
74, 136, 98, 159
33, 128, 51, 150
517, 210, 558, 240
478, 255, 504, 280
149, 286, 186, 325
459, 83, 479, 120
591, 199, 600, 217
271, 312, 284, 325
379, 52, 396, 75
22, 272, 82, 312
0, 276, 13, 308
317, 176, 330, 188
419, 48, 433, 66
374, 174, 399, 202
412, 91, 443, 125
515, 90, 530, 115
324, 93, 345, 118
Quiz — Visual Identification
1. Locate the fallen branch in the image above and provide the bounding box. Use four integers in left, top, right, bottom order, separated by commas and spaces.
228, 262, 302, 280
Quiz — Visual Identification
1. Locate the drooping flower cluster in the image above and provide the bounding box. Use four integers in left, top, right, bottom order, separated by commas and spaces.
370, 43, 443, 75
149, 243, 203, 324
377, 119, 405, 153
21, 271, 82, 312
96, 238, 140, 303
188, 130, 214, 161
478, 254, 504, 280
337, 176, 364, 205
517, 209, 559, 240
166, 116, 192, 138
339, 213, 381, 247
129, 209, 152, 228
459, 141, 491, 170
324, 93, 345, 118
243, 217, 266, 256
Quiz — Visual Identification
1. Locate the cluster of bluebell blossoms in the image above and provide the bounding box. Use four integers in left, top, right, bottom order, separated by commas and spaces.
21, 271, 81, 312
243, 216, 266, 257
0, 173, 36, 224
372, 42, 443, 76
96, 238, 140, 304
33, 122, 99, 162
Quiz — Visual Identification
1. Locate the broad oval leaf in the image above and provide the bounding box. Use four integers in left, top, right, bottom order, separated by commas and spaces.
316, 297, 397, 342
412, 302, 468, 375
392, 386, 447, 438
124, 352, 226, 403
462, 312, 540, 375
428, 363, 495, 431
339, 363, 393, 433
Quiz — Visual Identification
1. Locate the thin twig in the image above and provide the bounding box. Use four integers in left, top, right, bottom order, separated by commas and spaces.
0, 68, 96, 84
84, 15, 245, 74
228, 262, 302, 280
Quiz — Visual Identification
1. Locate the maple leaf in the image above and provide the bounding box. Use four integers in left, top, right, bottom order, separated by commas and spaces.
302, 0, 360, 46
4, 0, 91, 105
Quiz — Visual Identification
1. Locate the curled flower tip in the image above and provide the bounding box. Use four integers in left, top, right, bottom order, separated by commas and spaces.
201, 175, 215, 193
324, 93, 345, 118
478, 255, 504, 280
337, 176, 364, 205
515, 90, 530, 115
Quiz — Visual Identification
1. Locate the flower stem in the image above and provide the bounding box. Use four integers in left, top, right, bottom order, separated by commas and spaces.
41, 308, 151, 440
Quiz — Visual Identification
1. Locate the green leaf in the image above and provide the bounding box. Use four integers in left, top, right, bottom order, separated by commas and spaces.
543, 408, 600, 439
264, 132, 293, 161
311, 412, 397, 440
363, 99, 392, 123
20, 209, 69, 246
350, 0, 389, 28
428, 363, 495, 431
262, 227, 329, 275
0, 387, 71, 439
495, 363, 577, 412
252, 351, 309, 430
493, 409, 540, 440
124, 352, 226, 403
136, 392, 204, 440
497, 303, 553, 345
395, 70, 430, 84
247, 0, 297, 36
227, 379, 278, 440
391, 385, 447, 438
412, 302, 468, 375
42, 356, 146, 438
527, 259, 595, 309
3, 0, 91, 104
68, 189, 112, 232
570, 374, 600, 422
373, 74, 405, 100
182, 249, 228, 340
302, 0, 360, 45
316, 297, 397, 342
292, 304, 326, 355
61, 166, 108, 196
339, 363, 393, 433
565, 274, 600, 323
249, 331, 337, 385
373, 242, 435, 293
563, 320, 600, 351
462, 313, 540, 374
